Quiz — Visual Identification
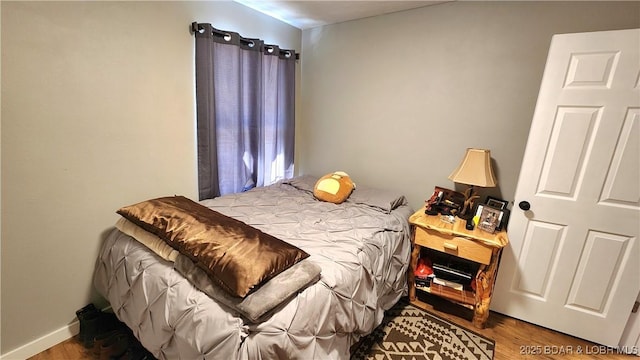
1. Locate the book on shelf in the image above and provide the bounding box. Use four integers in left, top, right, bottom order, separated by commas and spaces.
432, 277, 464, 291
415, 274, 434, 288
432, 263, 473, 283
429, 283, 475, 305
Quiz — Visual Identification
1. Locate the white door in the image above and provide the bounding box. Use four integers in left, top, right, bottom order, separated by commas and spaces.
492, 28, 640, 347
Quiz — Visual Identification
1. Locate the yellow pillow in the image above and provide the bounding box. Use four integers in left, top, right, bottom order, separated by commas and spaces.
313, 171, 355, 204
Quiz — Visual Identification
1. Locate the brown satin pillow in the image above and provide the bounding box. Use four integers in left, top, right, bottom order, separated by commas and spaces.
117, 196, 309, 298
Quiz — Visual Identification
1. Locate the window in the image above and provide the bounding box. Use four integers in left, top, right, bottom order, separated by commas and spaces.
193, 23, 296, 199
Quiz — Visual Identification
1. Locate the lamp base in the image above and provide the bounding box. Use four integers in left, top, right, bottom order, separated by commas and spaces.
457, 186, 479, 220
456, 212, 473, 221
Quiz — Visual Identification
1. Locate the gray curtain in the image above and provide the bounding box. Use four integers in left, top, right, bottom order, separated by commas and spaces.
195, 24, 296, 200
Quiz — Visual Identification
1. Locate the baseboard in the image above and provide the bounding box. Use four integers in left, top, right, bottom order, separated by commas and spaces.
0, 305, 113, 360
0, 321, 78, 360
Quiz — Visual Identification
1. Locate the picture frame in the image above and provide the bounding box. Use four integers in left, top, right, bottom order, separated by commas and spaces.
497, 208, 510, 231
474, 203, 510, 231
477, 205, 503, 233
485, 196, 508, 210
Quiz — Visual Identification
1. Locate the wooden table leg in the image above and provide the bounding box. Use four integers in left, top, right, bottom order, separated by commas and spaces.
473, 271, 491, 328
472, 249, 501, 328
408, 243, 420, 301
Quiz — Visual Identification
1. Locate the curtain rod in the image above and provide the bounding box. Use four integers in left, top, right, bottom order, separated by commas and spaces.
190, 22, 300, 60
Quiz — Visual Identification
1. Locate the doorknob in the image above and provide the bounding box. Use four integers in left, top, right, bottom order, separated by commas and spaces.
518, 201, 531, 211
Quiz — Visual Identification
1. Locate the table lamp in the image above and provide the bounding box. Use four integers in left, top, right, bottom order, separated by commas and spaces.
448, 148, 497, 219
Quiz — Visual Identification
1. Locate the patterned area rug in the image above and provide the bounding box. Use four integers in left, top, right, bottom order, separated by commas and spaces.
351, 298, 495, 360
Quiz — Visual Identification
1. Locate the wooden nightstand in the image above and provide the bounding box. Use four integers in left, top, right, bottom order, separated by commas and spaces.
408, 206, 509, 329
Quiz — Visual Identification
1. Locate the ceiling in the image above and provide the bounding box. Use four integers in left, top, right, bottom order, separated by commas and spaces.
233, 1, 450, 29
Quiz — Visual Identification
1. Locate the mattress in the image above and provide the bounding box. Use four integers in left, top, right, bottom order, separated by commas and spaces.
93, 175, 413, 359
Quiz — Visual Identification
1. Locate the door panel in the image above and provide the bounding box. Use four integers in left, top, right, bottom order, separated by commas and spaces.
539, 106, 599, 197
601, 109, 639, 206
564, 51, 619, 88
492, 29, 640, 347
514, 222, 564, 298
567, 231, 633, 314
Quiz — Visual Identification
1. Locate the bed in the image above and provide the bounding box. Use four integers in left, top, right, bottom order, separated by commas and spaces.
93, 175, 413, 359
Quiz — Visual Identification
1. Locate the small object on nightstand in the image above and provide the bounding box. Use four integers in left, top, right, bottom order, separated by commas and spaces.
414, 258, 433, 277
440, 214, 455, 224
414, 258, 434, 288
424, 187, 464, 216
465, 218, 475, 230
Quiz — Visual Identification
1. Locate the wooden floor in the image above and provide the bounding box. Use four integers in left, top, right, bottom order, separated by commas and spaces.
413, 293, 636, 360
30, 294, 636, 360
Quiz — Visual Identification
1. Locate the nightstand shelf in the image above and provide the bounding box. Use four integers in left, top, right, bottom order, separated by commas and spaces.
408, 207, 509, 329
416, 283, 475, 307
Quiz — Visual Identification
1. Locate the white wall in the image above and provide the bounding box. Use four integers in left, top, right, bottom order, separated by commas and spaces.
299, 1, 640, 211
0, 1, 300, 356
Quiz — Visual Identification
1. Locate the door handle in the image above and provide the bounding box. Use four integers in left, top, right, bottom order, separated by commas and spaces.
518, 201, 531, 211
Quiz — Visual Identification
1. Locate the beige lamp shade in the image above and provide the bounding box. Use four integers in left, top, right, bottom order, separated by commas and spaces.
448, 148, 497, 187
